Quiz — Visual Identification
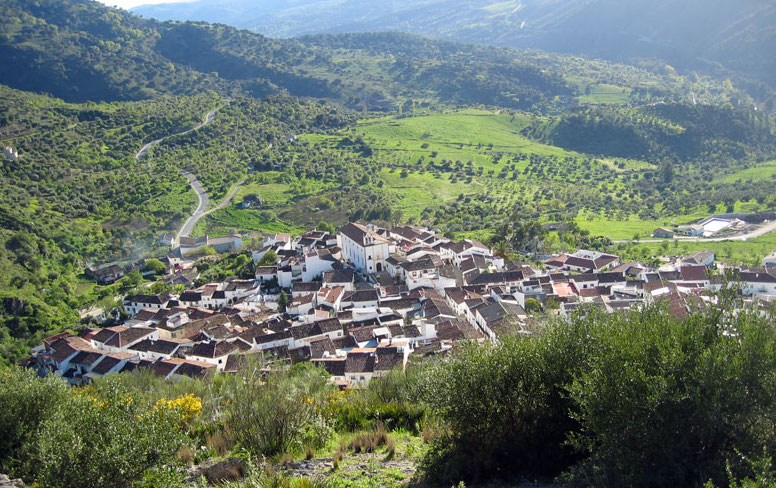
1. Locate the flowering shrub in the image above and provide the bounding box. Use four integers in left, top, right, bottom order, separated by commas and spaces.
154, 393, 203, 424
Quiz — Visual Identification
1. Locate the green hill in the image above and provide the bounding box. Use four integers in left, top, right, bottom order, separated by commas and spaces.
0, 0, 758, 112
133, 0, 776, 96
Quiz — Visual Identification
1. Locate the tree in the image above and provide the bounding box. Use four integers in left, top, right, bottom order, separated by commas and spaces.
277, 290, 289, 313
524, 298, 543, 314
259, 250, 278, 266
144, 259, 167, 276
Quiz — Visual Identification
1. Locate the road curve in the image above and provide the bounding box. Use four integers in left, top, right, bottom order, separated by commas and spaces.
135, 110, 217, 160
613, 219, 776, 244
176, 171, 210, 245
175, 176, 246, 245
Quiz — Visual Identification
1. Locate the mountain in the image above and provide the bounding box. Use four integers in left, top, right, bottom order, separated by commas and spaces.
0, 0, 577, 111
132, 0, 776, 90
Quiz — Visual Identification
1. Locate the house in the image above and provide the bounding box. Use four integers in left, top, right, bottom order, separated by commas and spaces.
255, 266, 278, 283
653, 228, 675, 239
474, 301, 526, 340
344, 351, 376, 386
186, 340, 239, 371
342, 290, 380, 309
736, 269, 776, 297
179, 291, 203, 308
292, 281, 322, 299
317, 286, 345, 311
127, 338, 185, 361
91, 326, 158, 353
339, 223, 392, 274
302, 249, 340, 282
322, 269, 356, 291
441, 240, 492, 265
545, 250, 619, 273
677, 224, 704, 237
179, 236, 210, 256
682, 251, 715, 267
313, 358, 348, 385
122, 292, 170, 316
209, 235, 243, 254
86, 264, 125, 285
83, 352, 138, 381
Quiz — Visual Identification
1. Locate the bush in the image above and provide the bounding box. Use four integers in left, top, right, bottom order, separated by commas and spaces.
568, 306, 776, 487
227, 363, 334, 456
0, 369, 186, 487
0, 368, 70, 478
417, 304, 776, 487
35, 380, 186, 488
417, 318, 593, 483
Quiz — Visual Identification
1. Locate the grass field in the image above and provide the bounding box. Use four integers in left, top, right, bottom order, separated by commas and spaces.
380, 169, 475, 220
576, 209, 711, 240
196, 111, 773, 255
620, 232, 776, 266
717, 160, 776, 183
193, 206, 306, 237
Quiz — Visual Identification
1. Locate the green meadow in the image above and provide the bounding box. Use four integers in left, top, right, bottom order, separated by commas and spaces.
620, 232, 776, 267
717, 160, 776, 183
193, 112, 775, 262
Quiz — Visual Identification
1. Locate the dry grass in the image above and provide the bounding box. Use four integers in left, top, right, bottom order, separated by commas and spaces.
348, 424, 390, 453
206, 431, 229, 455
176, 445, 196, 465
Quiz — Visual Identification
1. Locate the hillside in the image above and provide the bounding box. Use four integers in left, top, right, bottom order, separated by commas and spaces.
0, 84, 353, 362
0, 0, 758, 112
132, 0, 776, 95
1, 0, 775, 364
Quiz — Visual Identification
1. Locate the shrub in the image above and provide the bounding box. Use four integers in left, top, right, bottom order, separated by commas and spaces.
35, 379, 186, 488
417, 315, 594, 483
227, 363, 334, 456
568, 307, 776, 487
417, 303, 776, 487
0, 368, 70, 478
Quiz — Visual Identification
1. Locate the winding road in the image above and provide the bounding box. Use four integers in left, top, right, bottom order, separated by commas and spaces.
175, 175, 245, 245
134, 107, 244, 246
613, 219, 776, 244
135, 110, 217, 160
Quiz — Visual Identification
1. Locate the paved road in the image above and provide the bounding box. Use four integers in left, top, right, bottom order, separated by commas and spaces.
175, 176, 246, 245
613, 220, 776, 244
135, 110, 217, 160
176, 171, 209, 244
133, 109, 225, 246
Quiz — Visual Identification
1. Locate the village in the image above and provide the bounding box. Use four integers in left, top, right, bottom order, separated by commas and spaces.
26, 222, 776, 388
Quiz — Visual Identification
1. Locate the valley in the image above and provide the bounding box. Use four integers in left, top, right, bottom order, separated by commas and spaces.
1, 0, 776, 487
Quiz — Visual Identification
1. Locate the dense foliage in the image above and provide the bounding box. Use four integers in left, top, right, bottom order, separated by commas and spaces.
0, 368, 185, 487
133, 0, 776, 101
0, 0, 761, 113
417, 302, 776, 487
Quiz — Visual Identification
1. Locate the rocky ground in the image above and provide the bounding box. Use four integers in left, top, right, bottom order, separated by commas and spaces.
0, 475, 23, 488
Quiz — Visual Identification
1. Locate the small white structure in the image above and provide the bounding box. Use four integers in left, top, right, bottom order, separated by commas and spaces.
3, 146, 18, 161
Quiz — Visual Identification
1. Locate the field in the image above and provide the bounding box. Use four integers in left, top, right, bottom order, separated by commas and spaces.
619, 232, 776, 267
188, 111, 775, 263
717, 160, 776, 183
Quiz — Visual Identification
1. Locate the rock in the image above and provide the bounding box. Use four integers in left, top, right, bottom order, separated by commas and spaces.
188, 458, 247, 485
0, 474, 24, 488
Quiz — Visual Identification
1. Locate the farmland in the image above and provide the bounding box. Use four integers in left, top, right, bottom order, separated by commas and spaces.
191, 109, 776, 262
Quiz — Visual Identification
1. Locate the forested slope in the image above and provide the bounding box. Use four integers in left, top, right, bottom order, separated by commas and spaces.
0, 0, 759, 111
134, 0, 776, 95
